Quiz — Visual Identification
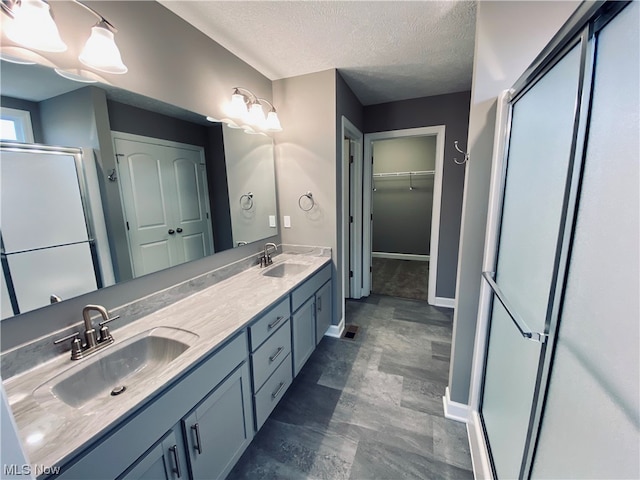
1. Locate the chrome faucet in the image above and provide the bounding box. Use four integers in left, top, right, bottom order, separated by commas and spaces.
259, 243, 277, 267
54, 304, 119, 360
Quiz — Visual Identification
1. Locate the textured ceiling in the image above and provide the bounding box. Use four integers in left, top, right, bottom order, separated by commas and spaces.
159, 1, 477, 106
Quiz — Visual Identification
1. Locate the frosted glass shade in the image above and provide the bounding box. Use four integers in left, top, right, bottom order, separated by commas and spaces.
265, 111, 282, 132
228, 93, 248, 119
79, 24, 127, 74
5, 0, 67, 53
249, 103, 265, 126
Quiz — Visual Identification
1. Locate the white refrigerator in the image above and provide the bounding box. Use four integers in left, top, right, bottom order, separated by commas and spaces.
1, 145, 99, 318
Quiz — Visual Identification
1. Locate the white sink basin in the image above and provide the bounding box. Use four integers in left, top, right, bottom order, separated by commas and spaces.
33, 327, 198, 409
262, 262, 309, 278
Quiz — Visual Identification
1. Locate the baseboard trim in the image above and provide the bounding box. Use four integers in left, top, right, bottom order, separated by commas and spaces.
468, 411, 493, 479
443, 387, 470, 423
325, 318, 345, 338
433, 297, 455, 308
372, 252, 430, 262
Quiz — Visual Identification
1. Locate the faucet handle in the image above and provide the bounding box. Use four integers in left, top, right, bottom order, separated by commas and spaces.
54, 332, 84, 360
54, 331, 80, 345
98, 315, 119, 344
98, 315, 120, 327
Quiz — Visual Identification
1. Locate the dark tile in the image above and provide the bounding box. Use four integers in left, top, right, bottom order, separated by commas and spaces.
271, 380, 342, 428
432, 340, 452, 359
228, 419, 358, 480
433, 416, 474, 471
349, 436, 473, 480
379, 354, 450, 385
401, 377, 446, 416
332, 391, 434, 438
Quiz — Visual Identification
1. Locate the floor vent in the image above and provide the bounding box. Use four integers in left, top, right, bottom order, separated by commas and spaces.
343, 325, 359, 340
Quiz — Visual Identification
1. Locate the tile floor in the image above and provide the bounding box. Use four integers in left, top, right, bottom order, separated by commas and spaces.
228, 294, 473, 480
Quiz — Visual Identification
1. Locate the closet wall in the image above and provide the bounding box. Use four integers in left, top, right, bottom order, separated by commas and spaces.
372, 136, 436, 257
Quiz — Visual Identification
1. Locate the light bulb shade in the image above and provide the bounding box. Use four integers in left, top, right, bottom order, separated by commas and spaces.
249, 102, 265, 126
5, 0, 67, 53
79, 24, 127, 74
265, 111, 282, 132
228, 93, 248, 119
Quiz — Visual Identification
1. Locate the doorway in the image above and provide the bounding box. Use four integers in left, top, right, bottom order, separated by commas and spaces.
360, 126, 445, 305
369, 135, 436, 301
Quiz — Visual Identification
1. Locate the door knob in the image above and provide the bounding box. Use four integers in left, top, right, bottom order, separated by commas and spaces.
168, 229, 175, 234
176, 228, 183, 233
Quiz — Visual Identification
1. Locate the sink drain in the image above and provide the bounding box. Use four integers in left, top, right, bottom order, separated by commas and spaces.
110, 385, 126, 396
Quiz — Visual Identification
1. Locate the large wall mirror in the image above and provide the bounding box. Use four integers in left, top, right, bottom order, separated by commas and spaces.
0, 60, 278, 320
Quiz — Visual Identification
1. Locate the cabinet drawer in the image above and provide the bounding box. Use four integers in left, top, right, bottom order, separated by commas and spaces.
291, 263, 331, 312
254, 353, 292, 431
251, 320, 291, 391
249, 297, 290, 351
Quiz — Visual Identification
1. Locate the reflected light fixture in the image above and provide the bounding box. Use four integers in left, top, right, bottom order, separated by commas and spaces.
3, 0, 66, 52
226, 87, 282, 133
1, 0, 128, 74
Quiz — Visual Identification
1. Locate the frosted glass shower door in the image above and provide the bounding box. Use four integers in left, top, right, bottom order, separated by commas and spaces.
480, 44, 582, 478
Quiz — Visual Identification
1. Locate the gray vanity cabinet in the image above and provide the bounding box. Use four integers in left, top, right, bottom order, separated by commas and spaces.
182, 362, 253, 480
118, 428, 187, 480
291, 264, 332, 375
292, 297, 316, 376
315, 280, 332, 345
249, 298, 293, 431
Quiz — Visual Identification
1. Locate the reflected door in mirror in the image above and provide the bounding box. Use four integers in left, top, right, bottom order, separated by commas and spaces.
113, 133, 214, 278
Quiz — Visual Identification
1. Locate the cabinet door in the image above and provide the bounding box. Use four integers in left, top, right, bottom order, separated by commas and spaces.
119, 429, 185, 480
292, 297, 316, 376
315, 281, 332, 345
183, 363, 253, 480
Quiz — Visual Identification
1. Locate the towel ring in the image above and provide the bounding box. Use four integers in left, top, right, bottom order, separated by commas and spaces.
298, 191, 314, 211
240, 192, 254, 210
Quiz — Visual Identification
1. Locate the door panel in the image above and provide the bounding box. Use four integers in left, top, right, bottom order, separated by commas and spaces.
481, 43, 583, 479
180, 233, 206, 263
138, 240, 173, 276
115, 135, 213, 277
184, 364, 253, 480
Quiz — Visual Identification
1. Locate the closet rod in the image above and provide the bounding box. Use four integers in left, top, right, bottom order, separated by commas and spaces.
372, 170, 435, 178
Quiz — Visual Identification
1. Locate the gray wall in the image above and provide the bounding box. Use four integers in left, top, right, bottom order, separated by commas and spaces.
364, 91, 470, 299
107, 100, 233, 253
372, 136, 436, 255
0, 2, 277, 351
0, 96, 44, 143
448, 0, 581, 405
273, 70, 340, 324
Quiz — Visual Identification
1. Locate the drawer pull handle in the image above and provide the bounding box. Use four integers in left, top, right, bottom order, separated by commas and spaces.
269, 346, 284, 363
268, 316, 284, 330
271, 381, 285, 400
169, 445, 181, 478
317, 296, 322, 312
191, 423, 203, 454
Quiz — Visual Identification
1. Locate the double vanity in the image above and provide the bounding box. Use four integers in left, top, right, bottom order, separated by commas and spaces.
2, 247, 332, 480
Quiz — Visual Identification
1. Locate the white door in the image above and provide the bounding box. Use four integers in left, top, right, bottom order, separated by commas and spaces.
114, 135, 213, 277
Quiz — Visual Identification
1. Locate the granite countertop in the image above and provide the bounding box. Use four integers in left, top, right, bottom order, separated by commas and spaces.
3, 251, 330, 470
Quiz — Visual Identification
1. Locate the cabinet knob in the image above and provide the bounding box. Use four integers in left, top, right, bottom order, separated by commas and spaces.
176, 228, 183, 233
168, 229, 175, 235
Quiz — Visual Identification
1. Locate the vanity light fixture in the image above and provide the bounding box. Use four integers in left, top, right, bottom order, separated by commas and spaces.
1, 0, 128, 74
226, 87, 283, 133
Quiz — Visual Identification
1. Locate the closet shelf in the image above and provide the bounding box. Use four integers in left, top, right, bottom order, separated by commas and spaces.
372, 170, 435, 178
